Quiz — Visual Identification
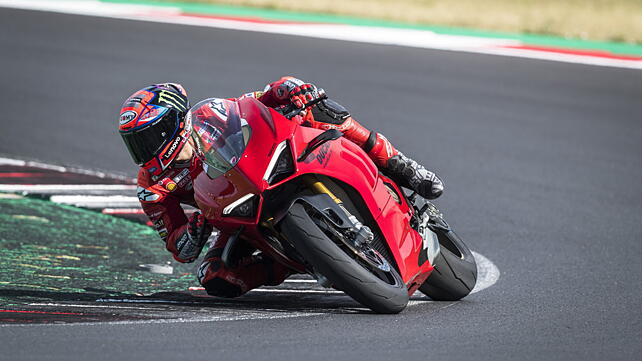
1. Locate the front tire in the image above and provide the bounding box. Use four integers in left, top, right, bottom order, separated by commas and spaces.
280, 203, 409, 314
419, 229, 477, 301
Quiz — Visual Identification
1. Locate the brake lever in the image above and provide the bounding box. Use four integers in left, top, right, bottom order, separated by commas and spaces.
284, 88, 328, 119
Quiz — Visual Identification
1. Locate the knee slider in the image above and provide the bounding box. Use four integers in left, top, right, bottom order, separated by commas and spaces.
311, 99, 350, 125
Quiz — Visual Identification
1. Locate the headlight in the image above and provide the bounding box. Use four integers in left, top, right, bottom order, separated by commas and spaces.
263, 140, 294, 185
223, 193, 258, 218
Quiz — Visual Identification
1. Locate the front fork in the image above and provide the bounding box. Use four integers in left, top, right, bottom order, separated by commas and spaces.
302, 175, 374, 246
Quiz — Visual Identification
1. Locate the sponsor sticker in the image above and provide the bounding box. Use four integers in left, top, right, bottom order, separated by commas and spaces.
209, 99, 228, 121
119, 110, 137, 125
158, 90, 186, 111
163, 136, 183, 159
173, 168, 189, 184
137, 186, 161, 202
158, 228, 168, 240
153, 219, 164, 229
175, 233, 189, 250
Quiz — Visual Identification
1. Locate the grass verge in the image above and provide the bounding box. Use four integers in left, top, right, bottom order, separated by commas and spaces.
158, 0, 642, 44
0, 196, 195, 302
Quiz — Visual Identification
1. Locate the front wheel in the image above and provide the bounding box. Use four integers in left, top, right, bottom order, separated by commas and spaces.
280, 203, 409, 314
419, 229, 477, 301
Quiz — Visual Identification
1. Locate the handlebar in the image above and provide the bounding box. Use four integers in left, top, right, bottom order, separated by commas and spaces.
283, 88, 328, 119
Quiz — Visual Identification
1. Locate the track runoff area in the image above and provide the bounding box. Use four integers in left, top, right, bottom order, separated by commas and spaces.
0, 0, 641, 70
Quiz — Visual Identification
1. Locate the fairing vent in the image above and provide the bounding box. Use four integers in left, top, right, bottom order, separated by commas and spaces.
267, 142, 294, 185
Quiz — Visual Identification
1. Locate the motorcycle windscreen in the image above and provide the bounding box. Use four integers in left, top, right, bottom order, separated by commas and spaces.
189, 98, 252, 178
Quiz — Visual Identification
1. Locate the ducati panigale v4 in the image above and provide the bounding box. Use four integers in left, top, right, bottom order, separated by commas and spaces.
189, 93, 477, 313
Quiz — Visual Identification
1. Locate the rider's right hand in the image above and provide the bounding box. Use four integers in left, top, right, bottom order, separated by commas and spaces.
176, 211, 213, 263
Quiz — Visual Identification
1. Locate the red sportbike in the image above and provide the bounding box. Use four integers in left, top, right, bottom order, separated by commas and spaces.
189, 93, 477, 313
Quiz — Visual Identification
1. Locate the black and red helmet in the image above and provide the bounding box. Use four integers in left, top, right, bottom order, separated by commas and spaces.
118, 83, 190, 177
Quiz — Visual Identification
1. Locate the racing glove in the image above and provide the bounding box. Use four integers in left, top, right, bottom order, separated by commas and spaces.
175, 211, 213, 263
259, 76, 320, 109
285, 80, 319, 109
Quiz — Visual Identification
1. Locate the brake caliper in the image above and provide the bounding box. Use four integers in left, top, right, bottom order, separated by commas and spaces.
343, 211, 374, 247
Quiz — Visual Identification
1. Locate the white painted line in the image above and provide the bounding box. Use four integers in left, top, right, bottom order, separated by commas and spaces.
49, 195, 140, 207
102, 208, 145, 214
96, 298, 187, 304
251, 288, 344, 295
283, 279, 317, 283
471, 47, 642, 70
407, 251, 499, 306
0, 310, 322, 327
0, 157, 26, 166
21, 161, 66, 173
0, 156, 134, 182
28, 302, 165, 311
470, 251, 500, 294
0, 184, 136, 192
0, 0, 639, 69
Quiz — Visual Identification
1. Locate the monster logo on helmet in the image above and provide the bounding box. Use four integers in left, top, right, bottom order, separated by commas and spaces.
158, 90, 188, 112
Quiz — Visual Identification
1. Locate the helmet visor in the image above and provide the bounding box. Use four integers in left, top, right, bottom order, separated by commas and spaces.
120, 110, 180, 165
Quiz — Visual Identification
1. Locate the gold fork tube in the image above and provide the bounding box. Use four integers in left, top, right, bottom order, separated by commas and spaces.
302, 175, 342, 204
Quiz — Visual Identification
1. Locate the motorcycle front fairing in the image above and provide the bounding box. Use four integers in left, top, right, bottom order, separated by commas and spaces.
191, 96, 434, 285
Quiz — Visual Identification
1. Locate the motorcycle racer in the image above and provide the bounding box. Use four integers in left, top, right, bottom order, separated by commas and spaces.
118, 78, 444, 298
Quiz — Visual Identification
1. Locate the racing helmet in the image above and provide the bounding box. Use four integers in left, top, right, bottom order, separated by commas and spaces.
118, 83, 191, 177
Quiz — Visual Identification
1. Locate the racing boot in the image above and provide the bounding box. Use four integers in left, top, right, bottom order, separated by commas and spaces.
385, 153, 444, 200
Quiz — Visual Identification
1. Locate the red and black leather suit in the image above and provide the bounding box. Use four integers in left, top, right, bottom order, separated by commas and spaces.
137, 78, 402, 298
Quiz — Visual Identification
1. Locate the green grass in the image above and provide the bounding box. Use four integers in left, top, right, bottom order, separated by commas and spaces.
0, 196, 196, 305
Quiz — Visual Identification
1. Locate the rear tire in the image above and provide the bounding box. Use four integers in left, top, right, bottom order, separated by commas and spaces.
419, 229, 477, 301
280, 203, 409, 314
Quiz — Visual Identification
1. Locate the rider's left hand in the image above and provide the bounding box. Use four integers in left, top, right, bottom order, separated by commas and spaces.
260, 76, 321, 109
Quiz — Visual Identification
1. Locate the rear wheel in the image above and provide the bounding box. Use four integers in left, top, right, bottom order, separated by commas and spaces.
419, 229, 477, 301
280, 203, 409, 314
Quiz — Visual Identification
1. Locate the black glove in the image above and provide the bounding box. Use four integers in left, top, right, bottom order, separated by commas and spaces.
176, 211, 213, 262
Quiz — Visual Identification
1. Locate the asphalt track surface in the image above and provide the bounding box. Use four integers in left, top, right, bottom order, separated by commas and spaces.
1, 7, 642, 361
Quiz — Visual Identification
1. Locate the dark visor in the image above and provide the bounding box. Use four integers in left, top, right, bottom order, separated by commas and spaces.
120, 110, 180, 165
